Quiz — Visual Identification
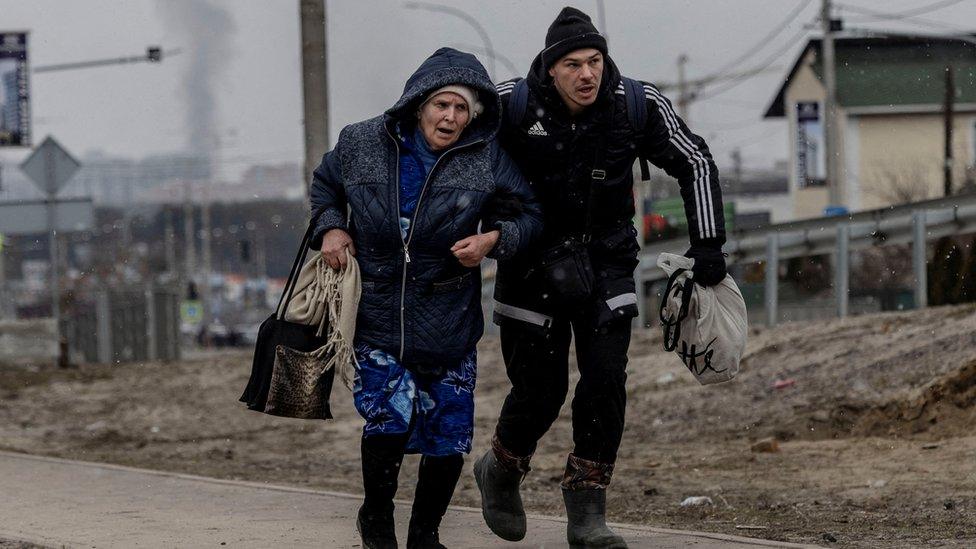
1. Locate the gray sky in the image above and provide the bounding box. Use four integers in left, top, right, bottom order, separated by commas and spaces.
0, 0, 973, 180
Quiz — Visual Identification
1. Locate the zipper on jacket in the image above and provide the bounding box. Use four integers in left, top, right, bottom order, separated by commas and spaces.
384, 123, 482, 361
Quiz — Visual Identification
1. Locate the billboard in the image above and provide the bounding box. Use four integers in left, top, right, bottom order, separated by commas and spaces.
795, 101, 825, 188
0, 32, 30, 147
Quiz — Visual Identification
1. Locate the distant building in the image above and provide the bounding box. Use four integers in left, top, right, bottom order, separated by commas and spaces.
765, 34, 976, 219
136, 162, 303, 204
724, 169, 791, 229
66, 151, 212, 205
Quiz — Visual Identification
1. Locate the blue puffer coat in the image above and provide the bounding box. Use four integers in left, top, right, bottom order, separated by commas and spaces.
309, 48, 542, 368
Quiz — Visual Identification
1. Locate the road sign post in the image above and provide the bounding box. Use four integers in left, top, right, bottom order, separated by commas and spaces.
19, 137, 81, 333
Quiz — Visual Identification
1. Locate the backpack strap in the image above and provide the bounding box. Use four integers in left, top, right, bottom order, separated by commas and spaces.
505, 78, 530, 128
620, 76, 652, 182
620, 76, 647, 130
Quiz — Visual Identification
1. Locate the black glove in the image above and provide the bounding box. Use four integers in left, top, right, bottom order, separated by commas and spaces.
684, 246, 727, 287
482, 194, 524, 228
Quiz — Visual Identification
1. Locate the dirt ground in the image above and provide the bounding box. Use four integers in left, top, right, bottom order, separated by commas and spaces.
2, 304, 976, 548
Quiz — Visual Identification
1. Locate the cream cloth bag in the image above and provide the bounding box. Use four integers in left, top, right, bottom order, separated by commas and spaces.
657, 252, 747, 385
277, 248, 360, 390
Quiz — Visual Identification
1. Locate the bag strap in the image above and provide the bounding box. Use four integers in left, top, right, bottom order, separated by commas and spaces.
276, 204, 332, 320
506, 79, 530, 128
620, 77, 647, 130
582, 96, 615, 243
620, 76, 652, 183
659, 268, 694, 352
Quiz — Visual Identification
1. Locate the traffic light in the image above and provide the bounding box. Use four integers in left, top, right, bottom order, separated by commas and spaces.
147, 47, 162, 62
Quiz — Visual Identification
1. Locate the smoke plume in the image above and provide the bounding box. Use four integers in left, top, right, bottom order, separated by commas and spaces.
157, 0, 236, 155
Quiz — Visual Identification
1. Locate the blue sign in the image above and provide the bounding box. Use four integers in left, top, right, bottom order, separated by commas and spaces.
0, 32, 30, 147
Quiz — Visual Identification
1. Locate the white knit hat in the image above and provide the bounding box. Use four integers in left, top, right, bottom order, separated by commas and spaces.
423, 85, 484, 118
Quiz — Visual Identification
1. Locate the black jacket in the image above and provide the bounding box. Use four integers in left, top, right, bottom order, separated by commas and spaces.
309, 48, 542, 367
493, 51, 725, 328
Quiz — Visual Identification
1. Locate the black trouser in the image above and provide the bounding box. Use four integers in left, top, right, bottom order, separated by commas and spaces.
494, 313, 631, 465
360, 433, 464, 530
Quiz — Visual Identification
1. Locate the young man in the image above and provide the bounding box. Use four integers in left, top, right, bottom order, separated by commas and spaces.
473, 6, 728, 548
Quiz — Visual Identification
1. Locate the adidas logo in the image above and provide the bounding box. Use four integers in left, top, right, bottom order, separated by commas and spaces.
527, 121, 548, 136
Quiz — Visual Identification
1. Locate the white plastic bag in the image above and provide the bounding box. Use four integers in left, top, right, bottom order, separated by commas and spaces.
657, 252, 747, 385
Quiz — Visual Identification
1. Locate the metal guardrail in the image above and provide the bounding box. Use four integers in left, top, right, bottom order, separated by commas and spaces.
636, 192, 976, 327
65, 285, 181, 364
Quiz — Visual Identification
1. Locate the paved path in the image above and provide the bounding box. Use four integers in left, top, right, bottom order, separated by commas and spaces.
0, 451, 815, 548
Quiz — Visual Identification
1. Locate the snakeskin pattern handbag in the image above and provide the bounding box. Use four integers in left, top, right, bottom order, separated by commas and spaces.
239, 204, 335, 419
264, 344, 334, 419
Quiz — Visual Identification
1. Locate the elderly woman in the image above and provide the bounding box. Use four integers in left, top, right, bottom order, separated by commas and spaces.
309, 48, 541, 549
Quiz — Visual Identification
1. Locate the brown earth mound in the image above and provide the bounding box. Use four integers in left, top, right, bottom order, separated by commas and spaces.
844, 357, 976, 438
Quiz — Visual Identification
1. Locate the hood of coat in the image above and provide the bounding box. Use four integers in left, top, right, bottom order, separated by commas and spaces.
385, 47, 501, 145
526, 47, 621, 116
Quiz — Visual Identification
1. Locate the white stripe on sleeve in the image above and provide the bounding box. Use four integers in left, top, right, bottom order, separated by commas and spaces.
643, 84, 716, 239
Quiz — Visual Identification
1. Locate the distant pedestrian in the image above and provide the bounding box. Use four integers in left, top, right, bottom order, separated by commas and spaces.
309, 47, 541, 548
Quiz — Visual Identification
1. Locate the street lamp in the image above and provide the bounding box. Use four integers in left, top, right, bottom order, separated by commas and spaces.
447, 43, 521, 80
403, 2, 498, 80
33, 47, 182, 74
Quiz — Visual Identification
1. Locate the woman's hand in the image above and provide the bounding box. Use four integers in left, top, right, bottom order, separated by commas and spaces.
321, 228, 355, 270
451, 230, 499, 268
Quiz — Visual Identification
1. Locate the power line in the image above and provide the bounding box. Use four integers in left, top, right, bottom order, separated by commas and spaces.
720, 126, 784, 149
707, 0, 813, 81
696, 24, 813, 102
838, 0, 965, 21
836, 1, 970, 32
698, 116, 773, 131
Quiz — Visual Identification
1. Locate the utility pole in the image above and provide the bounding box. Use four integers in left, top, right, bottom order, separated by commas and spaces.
182, 180, 196, 284
822, 0, 842, 207
731, 148, 743, 194
676, 54, 690, 123
164, 208, 176, 275
944, 65, 955, 196
300, 0, 329, 203
0, 234, 6, 319
200, 195, 211, 322
594, 0, 608, 45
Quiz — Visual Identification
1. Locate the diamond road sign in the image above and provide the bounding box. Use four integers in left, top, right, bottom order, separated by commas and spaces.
19, 136, 81, 197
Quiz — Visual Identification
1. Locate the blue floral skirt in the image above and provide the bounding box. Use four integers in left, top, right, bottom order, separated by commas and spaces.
352, 343, 477, 456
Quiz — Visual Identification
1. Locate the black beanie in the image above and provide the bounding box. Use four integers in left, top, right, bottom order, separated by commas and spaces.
541, 7, 608, 69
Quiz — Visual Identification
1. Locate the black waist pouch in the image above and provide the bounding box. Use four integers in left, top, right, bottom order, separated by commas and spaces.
536, 238, 595, 304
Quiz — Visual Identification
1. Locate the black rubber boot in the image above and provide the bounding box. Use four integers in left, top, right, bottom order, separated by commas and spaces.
406, 454, 463, 549
358, 434, 408, 549
472, 437, 530, 541
357, 506, 397, 549
562, 488, 628, 549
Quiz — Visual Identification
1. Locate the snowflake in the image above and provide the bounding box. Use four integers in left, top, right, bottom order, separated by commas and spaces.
364, 409, 392, 434
441, 366, 475, 395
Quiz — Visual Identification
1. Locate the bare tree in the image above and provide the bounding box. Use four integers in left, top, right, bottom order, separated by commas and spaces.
864, 162, 934, 205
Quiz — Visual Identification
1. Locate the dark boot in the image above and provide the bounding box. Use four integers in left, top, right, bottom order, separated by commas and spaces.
358, 434, 408, 549
561, 454, 626, 549
472, 435, 531, 541
357, 506, 397, 549
562, 489, 628, 548
406, 454, 463, 549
